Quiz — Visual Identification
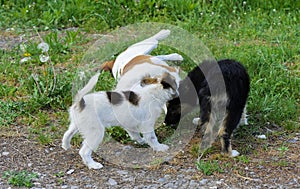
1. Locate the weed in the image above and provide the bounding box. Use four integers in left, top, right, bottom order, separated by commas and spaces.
2, 170, 38, 188
195, 160, 224, 176
277, 142, 289, 156
236, 155, 250, 164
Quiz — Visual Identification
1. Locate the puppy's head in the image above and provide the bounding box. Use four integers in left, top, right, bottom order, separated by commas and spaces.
140, 72, 179, 98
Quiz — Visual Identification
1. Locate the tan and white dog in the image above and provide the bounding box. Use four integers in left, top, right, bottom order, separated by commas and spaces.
62, 71, 179, 169
99, 30, 183, 91
100, 29, 183, 80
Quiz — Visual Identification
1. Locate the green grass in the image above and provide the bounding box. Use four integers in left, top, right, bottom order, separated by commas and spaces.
0, 0, 299, 149
2, 170, 38, 188
196, 160, 224, 176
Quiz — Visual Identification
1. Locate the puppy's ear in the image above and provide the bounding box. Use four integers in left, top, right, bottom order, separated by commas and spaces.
99, 60, 115, 73
161, 72, 177, 90
141, 76, 159, 87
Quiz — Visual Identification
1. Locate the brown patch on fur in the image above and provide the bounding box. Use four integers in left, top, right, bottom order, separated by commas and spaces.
141, 76, 159, 86
123, 91, 140, 106
121, 55, 177, 75
99, 60, 115, 73
106, 91, 123, 105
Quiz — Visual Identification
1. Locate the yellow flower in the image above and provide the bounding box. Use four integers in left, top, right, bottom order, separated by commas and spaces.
24, 52, 31, 57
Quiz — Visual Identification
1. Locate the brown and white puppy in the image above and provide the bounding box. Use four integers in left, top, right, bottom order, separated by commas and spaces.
62, 72, 179, 169
98, 29, 183, 90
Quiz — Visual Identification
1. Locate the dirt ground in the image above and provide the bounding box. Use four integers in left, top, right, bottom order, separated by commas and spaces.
0, 125, 299, 189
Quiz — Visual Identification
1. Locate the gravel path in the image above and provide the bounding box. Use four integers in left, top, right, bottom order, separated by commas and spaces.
1, 131, 299, 189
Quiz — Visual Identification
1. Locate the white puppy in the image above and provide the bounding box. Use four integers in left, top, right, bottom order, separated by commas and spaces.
62, 71, 179, 169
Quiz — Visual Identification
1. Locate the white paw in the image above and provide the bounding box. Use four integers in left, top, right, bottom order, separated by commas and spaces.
192, 118, 200, 125
231, 150, 240, 157
168, 53, 184, 61
240, 118, 248, 125
153, 144, 169, 152
136, 138, 146, 145
87, 162, 104, 169
62, 143, 70, 150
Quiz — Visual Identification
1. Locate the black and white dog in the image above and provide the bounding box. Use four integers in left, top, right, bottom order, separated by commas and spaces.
62, 72, 179, 169
164, 59, 250, 157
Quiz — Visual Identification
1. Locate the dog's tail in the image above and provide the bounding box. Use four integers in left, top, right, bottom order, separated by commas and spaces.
74, 72, 100, 110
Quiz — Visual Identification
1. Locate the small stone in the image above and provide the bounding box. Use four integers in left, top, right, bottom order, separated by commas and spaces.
256, 135, 267, 139
287, 137, 298, 143
122, 146, 132, 150
71, 186, 79, 189
2, 152, 9, 156
199, 179, 208, 185
231, 150, 240, 157
117, 170, 128, 175
189, 180, 198, 187
61, 185, 68, 189
158, 178, 166, 183
108, 178, 118, 186
67, 169, 75, 175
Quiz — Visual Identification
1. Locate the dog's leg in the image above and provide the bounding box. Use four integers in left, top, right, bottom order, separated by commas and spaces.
62, 123, 78, 150
125, 130, 145, 144
143, 131, 169, 151
239, 106, 248, 126
79, 142, 103, 169
155, 53, 183, 62
219, 110, 243, 157
79, 125, 105, 169
199, 111, 216, 151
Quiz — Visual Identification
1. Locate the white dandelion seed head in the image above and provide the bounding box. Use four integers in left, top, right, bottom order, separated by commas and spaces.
37, 42, 49, 53
20, 57, 31, 63
39, 54, 50, 62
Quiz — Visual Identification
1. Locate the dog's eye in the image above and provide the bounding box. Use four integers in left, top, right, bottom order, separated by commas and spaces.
161, 81, 172, 89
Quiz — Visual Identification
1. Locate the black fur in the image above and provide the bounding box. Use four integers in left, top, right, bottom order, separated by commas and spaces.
106, 91, 123, 105
164, 59, 250, 155
123, 91, 140, 106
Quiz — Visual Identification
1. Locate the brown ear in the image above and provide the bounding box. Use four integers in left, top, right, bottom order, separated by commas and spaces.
99, 60, 115, 72
140, 76, 159, 86
161, 72, 177, 90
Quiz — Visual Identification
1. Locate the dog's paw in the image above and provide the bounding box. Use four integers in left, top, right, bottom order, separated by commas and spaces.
192, 118, 200, 125
240, 118, 249, 125
62, 143, 70, 150
87, 162, 104, 170
167, 53, 184, 61
153, 144, 169, 152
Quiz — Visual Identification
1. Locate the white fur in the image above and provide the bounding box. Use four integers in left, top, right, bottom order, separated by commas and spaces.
112, 29, 171, 78
62, 73, 178, 169
116, 62, 181, 91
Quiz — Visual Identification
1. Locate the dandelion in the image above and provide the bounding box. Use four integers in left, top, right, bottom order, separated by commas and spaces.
20, 57, 31, 63
37, 42, 49, 53
39, 54, 50, 63
24, 52, 31, 57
